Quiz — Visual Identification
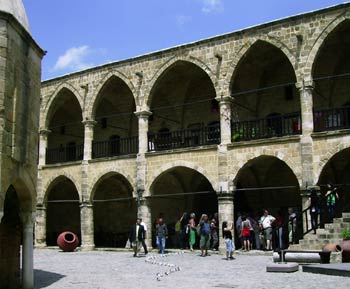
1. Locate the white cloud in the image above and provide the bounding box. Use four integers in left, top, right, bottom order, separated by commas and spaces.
176, 15, 192, 27
200, 0, 224, 14
53, 45, 93, 71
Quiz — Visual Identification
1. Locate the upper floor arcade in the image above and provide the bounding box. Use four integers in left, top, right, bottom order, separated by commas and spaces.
39, 4, 350, 166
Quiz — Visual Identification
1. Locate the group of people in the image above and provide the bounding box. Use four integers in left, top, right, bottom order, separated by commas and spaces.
235, 208, 298, 251
128, 184, 340, 257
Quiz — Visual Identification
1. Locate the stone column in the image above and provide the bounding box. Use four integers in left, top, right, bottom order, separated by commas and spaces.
297, 80, 316, 234
82, 120, 97, 161
35, 204, 46, 248
135, 110, 152, 154
21, 212, 34, 289
216, 96, 233, 145
297, 80, 315, 188
80, 202, 95, 251
138, 196, 152, 248
38, 129, 51, 166
217, 192, 234, 250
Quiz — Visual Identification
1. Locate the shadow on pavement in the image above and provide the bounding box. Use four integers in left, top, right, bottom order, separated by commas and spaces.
34, 269, 65, 288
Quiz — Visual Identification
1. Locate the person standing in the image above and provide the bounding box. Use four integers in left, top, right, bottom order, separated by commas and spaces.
222, 221, 235, 260
241, 215, 251, 251
288, 208, 297, 245
129, 218, 145, 257
198, 214, 211, 257
156, 218, 168, 254
188, 213, 196, 251
259, 210, 276, 251
326, 184, 339, 222
309, 188, 319, 234
210, 214, 219, 251
140, 218, 148, 255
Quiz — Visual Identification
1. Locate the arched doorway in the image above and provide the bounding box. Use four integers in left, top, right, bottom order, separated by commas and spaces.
92, 76, 138, 158
312, 20, 350, 132
46, 88, 84, 164
230, 41, 300, 141
234, 156, 301, 248
46, 177, 81, 246
0, 186, 22, 289
318, 148, 350, 220
148, 61, 219, 151
150, 166, 217, 248
92, 173, 136, 248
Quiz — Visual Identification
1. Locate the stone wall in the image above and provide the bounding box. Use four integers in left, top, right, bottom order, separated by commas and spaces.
37, 4, 350, 249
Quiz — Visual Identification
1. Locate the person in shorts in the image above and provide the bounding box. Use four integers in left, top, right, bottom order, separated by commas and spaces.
259, 209, 275, 251
222, 220, 235, 260
198, 214, 211, 257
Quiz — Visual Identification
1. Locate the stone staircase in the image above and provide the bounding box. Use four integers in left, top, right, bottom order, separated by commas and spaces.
290, 212, 350, 250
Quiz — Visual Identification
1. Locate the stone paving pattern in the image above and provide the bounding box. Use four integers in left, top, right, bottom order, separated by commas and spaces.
34, 249, 350, 289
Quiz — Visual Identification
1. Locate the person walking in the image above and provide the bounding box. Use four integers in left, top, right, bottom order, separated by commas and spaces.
198, 214, 211, 257
140, 218, 148, 255
259, 209, 275, 251
188, 213, 196, 251
129, 218, 145, 257
222, 221, 235, 260
156, 218, 168, 254
326, 184, 339, 222
309, 188, 320, 234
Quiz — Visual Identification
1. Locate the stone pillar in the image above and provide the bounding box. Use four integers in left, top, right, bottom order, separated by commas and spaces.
80, 202, 95, 251
38, 129, 51, 166
138, 197, 152, 248
135, 110, 152, 154
216, 96, 233, 145
297, 80, 315, 188
35, 204, 46, 248
217, 192, 234, 250
82, 120, 96, 161
21, 212, 34, 289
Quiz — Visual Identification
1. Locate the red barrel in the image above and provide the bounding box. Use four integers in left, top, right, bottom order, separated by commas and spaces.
57, 231, 79, 252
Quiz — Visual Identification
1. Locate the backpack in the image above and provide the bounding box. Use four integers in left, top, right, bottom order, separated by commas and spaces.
201, 222, 211, 235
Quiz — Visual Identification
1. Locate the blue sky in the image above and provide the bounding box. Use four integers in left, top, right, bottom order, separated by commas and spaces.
22, 0, 348, 80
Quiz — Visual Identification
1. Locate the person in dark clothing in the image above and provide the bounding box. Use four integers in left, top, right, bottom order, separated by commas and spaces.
156, 218, 168, 254
222, 221, 235, 260
308, 189, 320, 234
326, 184, 339, 222
129, 218, 145, 257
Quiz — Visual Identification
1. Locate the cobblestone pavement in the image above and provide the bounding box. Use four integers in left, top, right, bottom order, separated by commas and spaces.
34, 249, 350, 289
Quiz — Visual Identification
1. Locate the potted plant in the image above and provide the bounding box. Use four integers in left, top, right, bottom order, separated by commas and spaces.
341, 229, 350, 263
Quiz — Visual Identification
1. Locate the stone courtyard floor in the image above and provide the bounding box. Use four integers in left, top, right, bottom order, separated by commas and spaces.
34, 248, 350, 289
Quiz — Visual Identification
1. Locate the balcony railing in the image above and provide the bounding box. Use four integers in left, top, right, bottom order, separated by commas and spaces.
46, 144, 84, 164
313, 106, 350, 132
148, 124, 220, 152
232, 112, 301, 142
92, 136, 138, 159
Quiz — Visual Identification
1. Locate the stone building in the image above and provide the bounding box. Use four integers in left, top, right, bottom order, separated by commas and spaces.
36, 3, 350, 251
0, 1, 44, 288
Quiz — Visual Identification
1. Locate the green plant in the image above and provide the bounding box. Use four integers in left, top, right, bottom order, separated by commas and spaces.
342, 229, 350, 240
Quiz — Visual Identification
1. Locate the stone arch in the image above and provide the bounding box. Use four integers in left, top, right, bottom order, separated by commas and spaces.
86, 70, 138, 120
42, 82, 84, 129
230, 151, 301, 187
145, 56, 216, 107
304, 13, 350, 81
89, 169, 135, 201
42, 173, 81, 203
147, 160, 217, 196
225, 37, 299, 96
315, 141, 350, 182
4, 179, 32, 213
90, 170, 136, 248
